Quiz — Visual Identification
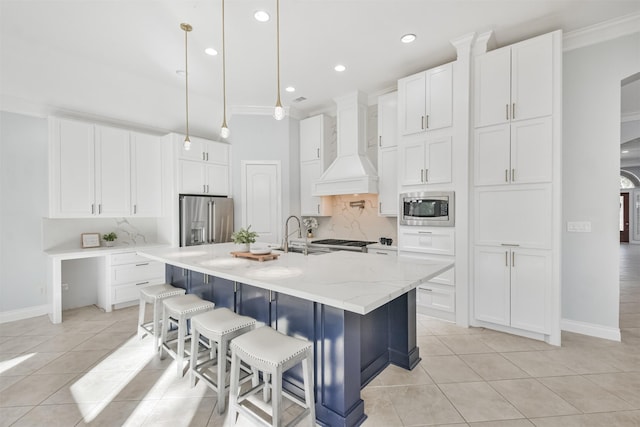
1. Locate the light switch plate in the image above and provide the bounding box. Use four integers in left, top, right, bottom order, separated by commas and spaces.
567, 221, 592, 232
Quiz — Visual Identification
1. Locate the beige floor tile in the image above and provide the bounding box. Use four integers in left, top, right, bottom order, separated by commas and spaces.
77, 399, 160, 426
440, 381, 524, 423
11, 403, 91, 427
420, 355, 483, 384
469, 420, 534, 426
417, 335, 454, 356
72, 332, 137, 351
141, 396, 216, 426
0, 406, 32, 427
501, 351, 577, 377
33, 349, 109, 375
489, 378, 580, 418
542, 348, 621, 375
459, 354, 529, 381
86, 342, 156, 373
0, 374, 25, 393
480, 334, 552, 353
0, 335, 52, 354
60, 320, 116, 335
0, 373, 76, 407
538, 375, 633, 413
439, 335, 496, 354
361, 387, 403, 427
0, 351, 64, 376
111, 368, 171, 401
530, 410, 640, 427
36, 332, 95, 352
584, 372, 640, 407
366, 363, 433, 387
43, 370, 141, 405
387, 384, 466, 426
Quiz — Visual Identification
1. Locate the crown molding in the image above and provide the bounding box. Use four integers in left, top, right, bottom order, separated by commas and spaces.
563, 11, 640, 52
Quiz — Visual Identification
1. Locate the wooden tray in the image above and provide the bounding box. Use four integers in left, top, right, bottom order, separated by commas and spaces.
230, 251, 280, 262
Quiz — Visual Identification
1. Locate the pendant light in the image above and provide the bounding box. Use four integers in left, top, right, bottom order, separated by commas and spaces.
273, 0, 285, 120
181, 23, 193, 150
220, 0, 230, 138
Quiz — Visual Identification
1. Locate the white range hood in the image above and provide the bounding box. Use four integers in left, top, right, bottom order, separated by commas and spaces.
313, 91, 378, 196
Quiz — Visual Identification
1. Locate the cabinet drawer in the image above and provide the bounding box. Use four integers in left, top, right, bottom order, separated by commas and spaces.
399, 227, 454, 255
111, 251, 151, 266
417, 284, 455, 313
112, 278, 164, 305
111, 261, 164, 286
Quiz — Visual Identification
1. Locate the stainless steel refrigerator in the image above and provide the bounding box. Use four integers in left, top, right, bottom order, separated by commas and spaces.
179, 195, 234, 246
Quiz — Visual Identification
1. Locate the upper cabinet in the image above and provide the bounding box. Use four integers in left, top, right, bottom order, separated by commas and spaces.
474, 32, 553, 128
377, 92, 398, 216
49, 117, 163, 218
398, 63, 453, 136
299, 114, 336, 216
377, 92, 398, 149
399, 132, 452, 186
176, 137, 230, 196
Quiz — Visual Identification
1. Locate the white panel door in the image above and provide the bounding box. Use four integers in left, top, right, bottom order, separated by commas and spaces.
242, 162, 281, 244
399, 140, 425, 186
425, 134, 452, 184
510, 248, 551, 334
378, 148, 398, 216
474, 246, 510, 326
131, 132, 162, 216
398, 72, 426, 135
474, 124, 511, 186
510, 117, 552, 184
95, 125, 130, 216
474, 46, 511, 128
53, 119, 95, 216
425, 63, 453, 131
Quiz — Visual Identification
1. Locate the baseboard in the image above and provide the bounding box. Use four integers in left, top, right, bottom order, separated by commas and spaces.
561, 318, 621, 342
0, 304, 49, 324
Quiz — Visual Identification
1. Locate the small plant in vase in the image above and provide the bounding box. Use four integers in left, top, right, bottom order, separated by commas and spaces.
231, 226, 258, 252
302, 217, 318, 238
102, 232, 117, 247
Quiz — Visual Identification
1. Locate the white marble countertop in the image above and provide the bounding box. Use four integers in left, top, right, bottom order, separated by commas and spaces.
138, 243, 453, 315
45, 242, 170, 260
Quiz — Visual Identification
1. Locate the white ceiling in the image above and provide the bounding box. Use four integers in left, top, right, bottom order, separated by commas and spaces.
1, 0, 640, 142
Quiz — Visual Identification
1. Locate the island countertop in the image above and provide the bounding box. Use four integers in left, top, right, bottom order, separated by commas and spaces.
138, 243, 453, 315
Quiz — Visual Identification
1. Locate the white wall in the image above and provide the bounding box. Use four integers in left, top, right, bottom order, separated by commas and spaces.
0, 112, 49, 312
562, 32, 640, 333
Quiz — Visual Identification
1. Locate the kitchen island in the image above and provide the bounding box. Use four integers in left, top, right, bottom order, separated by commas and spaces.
139, 243, 453, 427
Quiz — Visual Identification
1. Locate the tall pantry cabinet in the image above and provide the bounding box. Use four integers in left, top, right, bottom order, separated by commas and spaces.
472, 30, 562, 345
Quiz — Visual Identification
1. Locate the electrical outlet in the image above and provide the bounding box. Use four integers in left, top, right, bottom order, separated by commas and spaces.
567, 221, 592, 232
62, 283, 69, 291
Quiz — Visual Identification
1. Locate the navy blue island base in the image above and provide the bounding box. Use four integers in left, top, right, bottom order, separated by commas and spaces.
166, 264, 420, 427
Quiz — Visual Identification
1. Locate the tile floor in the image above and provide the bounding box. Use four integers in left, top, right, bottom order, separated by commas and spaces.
0, 244, 639, 426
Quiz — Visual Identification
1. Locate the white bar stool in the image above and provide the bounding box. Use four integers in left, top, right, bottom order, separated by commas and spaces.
228, 326, 315, 427
160, 294, 215, 377
189, 308, 256, 414
138, 284, 186, 351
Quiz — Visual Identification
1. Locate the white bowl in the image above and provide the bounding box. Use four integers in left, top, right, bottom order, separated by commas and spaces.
250, 248, 272, 255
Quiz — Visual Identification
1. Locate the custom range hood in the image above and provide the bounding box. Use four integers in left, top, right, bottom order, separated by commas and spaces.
313, 91, 378, 196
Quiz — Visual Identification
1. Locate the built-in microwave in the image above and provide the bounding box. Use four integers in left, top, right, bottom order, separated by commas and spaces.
399, 191, 454, 226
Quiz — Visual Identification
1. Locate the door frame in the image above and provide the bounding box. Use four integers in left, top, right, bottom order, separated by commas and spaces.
620, 191, 630, 243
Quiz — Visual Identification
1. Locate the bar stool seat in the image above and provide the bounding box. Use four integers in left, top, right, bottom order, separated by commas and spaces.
189, 308, 256, 414
138, 284, 186, 350
228, 326, 315, 427
160, 294, 215, 377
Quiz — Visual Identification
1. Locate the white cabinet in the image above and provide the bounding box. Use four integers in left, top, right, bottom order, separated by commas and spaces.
299, 114, 336, 216
131, 132, 162, 216
399, 132, 452, 186
102, 251, 165, 310
474, 32, 553, 128
94, 125, 132, 216
474, 246, 550, 334
475, 117, 552, 186
417, 284, 455, 314
398, 227, 454, 256
398, 63, 453, 136
377, 92, 398, 216
367, 245, 397, 256
177, 138, 230, 196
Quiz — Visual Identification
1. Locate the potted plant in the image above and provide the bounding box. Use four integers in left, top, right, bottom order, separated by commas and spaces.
231, 226, 258, 252
302, 217, 318, 238
102, 232, 117, 247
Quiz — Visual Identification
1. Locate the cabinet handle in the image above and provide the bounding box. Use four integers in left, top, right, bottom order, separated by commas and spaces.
421, 116, 425, 130
511, 169, 515, 182
234, 281, 238, 293
379, 136, 382, 147
501, 243, 520, 247
91, 204, 95, 214
505, 251, 508, 266
204, 275, 209, 284
317, 148, 320, 158
202, 152, 205, 161
206, 152, 209, 161
506, 104, 510, 120
421, 169, 424, 182
135, 263, 149, 266
269, 290, 275, 302
133, 204, 137, 214
512, 103, 516, 120
203, 184, 206, 193
136, 281, 149, 286
206, 184, 209, 193
423, 288, 433, 292
98, 204, 102, 214
512, 251, 515, 267
425, 169, 429, 182
182, 268, 187, 276
505, 169, 509, 182
375, 251, 388, 255
379, 202, 382, 213
418, 231, 432, 234
426, 115, 429, 129
317, 204, 320, 214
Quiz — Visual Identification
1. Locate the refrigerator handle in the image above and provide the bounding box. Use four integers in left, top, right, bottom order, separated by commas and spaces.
212, 202, 217, 243
208, 201, 214, 243
180, 196, 187, 247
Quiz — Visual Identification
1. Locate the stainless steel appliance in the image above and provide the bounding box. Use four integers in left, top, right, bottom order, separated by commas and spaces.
179, 195, 234, 246
310, 239, 377, 253
399, 191, 454, 226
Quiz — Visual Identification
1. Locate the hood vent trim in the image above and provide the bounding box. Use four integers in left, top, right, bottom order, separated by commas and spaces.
313, 91, 378, 196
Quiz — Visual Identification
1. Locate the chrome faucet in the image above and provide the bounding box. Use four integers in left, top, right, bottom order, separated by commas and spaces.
283, 215, 302, 253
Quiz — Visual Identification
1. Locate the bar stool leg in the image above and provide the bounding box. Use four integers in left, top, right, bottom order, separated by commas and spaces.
302, 356, 316, 425
177, 316, 187, 377
228, 350, 241, 424
189, 328, 201, 387
137, 298, 146, 340
152, 297, 162, 351
159, 304, 168, 360
272, 367, 282, 427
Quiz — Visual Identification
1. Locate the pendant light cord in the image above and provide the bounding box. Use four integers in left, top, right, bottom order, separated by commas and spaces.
222, 0, 227, 125
275, 0, 281, 106
181, 23, 192, 139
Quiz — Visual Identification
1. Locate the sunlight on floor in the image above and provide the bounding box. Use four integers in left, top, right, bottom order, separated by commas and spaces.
0, 352, 35, 374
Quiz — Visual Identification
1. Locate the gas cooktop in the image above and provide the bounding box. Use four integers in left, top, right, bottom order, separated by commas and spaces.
311, 239, 377, 248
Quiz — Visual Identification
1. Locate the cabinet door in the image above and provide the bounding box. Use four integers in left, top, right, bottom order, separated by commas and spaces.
398, 227, 454, 256
511, 33, 553, 123
205, 163, 229, 196
424, 134, 452, 184
378, 148, 398, 216
51, 119, 95, 216
510, 249, 551, 334
378, 92, 398, 148
474, 124, 511, 186
95, 125, 131, 216
474, 246, 510, 326
300, 115, 323, 162
178, 159, 206, 194
474, 47, 511, 128
398, 72, 426, 135
177, 136, 206, 161
510, 117, 552, 184
131, 132, 162, 216
300, 160, 322, 216
425, 63, 453, 131
204, 140, 229, 164
399, 140, 425, 186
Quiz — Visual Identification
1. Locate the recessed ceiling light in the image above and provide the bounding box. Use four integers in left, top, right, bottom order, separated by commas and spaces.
254, 10, 270, 22
334, 64, 346, 72
205, 47, 218, 56
285, 86, 295, 92
401, 33, 416, 43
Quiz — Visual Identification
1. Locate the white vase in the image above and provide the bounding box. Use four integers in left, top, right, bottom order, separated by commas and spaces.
234, 243, 249, 252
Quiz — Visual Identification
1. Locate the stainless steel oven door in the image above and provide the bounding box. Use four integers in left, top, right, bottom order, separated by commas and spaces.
399, 191, 454, 226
